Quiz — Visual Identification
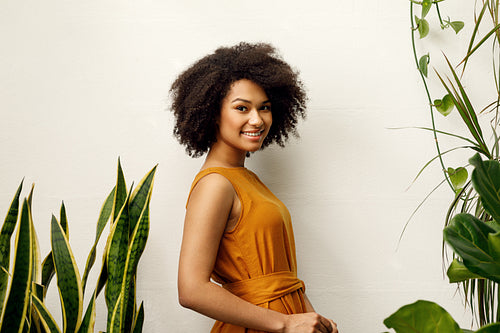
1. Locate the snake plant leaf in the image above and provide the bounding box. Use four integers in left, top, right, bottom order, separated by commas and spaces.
119, 196, 152, 332
415, 16, 430, 39
132, 301, 144, 333
0, 199, 33, 333
447, 259, 482, 283
444, 213, 500, 283
109, 293, 123, 333
128, 165, 157, 235
434, 94, 454, 116
60, 202, 69, 237
447, 167, 468, 192
383, 300, 461, 333
51, 215, 83, 332
82, 186, 115, 294
0, 180, 23, 314
111, 158, 128, 224
418, 54, 429, 77
41, 253, 55, 299
421, 0, 431, 18
77, 291, 96, 333
105, 188, 132, 332
470, 154, 500, 223
449, 21, 464, 34
32, 294, 61, 333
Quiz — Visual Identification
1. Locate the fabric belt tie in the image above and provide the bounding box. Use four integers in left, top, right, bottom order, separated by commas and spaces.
222, 271, 305, 305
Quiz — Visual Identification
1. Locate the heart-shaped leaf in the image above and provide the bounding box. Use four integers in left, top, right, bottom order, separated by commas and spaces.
421, 0, 432, 18
434, 94, 454, 116
415, 16, 430, 39
419, 54, 430, 77
447, 167, 468, 192
450, 21, 464, 34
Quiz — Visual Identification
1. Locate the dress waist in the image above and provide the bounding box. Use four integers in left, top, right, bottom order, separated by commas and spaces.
222, 271, 305, 305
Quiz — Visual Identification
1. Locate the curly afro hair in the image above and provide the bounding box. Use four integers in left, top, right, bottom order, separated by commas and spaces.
169, 42, 307, 157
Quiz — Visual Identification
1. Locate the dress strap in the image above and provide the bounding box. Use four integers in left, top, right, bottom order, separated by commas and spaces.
222, 271, 305, 305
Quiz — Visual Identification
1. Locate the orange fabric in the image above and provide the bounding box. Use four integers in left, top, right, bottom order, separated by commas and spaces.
188, 167, 307, 332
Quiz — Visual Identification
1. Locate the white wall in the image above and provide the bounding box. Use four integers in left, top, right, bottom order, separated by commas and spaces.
0, 0, 485, 331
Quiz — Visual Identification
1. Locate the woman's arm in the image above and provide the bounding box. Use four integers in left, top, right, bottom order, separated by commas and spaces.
178, 173, 337, 333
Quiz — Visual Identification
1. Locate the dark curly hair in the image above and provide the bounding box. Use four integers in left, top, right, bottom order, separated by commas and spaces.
169, 42, 307, 157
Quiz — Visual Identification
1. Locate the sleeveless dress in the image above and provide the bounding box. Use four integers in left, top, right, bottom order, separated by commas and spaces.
187, 167, 307, 332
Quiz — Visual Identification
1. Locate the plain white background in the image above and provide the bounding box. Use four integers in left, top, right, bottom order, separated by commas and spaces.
0, 0, 491, 331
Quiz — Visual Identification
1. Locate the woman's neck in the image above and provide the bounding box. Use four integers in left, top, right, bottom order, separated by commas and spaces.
202, 144, 246, 169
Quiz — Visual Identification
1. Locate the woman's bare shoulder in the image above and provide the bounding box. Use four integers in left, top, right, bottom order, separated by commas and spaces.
188, 172, 235, 208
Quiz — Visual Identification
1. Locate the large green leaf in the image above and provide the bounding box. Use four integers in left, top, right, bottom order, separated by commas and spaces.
470, 154, 500, 223
444, 213, 500, 283
0, 180, 23, 315
0, 199, 33, 333
82, 186, 115, 294
446, 258, 482, 283
476, 323, 500, 332
31, 294, 61, 333
383, 300, 461, 332
105, 189, 131, 332
51, 215, 83, 332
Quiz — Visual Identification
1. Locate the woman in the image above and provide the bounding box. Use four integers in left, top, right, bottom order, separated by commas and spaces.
171, 42, 338, 333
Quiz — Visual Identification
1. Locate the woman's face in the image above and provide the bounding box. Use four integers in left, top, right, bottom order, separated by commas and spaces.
215, 79, 272, 155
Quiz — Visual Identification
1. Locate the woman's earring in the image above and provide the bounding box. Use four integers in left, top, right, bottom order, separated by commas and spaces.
246, 152, 250, 158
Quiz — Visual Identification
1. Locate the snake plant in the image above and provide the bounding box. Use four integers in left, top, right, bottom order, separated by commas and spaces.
0, 159, 157, 333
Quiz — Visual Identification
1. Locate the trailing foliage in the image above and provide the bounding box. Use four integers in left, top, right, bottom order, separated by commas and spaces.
385, 155, 500, 331
0, 159, 157, 332
404, 0, 500, 326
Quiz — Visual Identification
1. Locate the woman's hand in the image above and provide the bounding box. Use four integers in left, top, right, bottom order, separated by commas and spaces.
283, 313, 338, 333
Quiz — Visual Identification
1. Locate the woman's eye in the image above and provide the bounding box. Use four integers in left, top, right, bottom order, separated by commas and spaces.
261, 105, 271, 111
236, 106, 247, 111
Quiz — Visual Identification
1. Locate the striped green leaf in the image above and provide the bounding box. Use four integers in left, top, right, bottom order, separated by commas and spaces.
60, 202, 68, 237
77, 292, 96, 333
132, 302, 144, 333
128, 165, 157, 234
32, 294, 61, 333
41, 202, 71, 299
109, 293, 123, 333
82, 187, 115, 294
118, 196, 152, 332
41, 253, 54, 299
0, 199, 33, 333
51, 215, 83, 332
105, 189, 131, 332
111, 159, 127, 224
0, 180, 23, 314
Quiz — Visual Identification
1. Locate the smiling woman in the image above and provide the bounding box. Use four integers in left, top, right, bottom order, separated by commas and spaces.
170, 42, 338, 333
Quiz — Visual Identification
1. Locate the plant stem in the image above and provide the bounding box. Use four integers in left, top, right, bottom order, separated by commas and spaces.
410, 1, 454, 190
435, 2, 445, 26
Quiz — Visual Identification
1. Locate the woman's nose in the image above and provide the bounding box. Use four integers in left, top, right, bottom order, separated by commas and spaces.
248, 110, 264, 126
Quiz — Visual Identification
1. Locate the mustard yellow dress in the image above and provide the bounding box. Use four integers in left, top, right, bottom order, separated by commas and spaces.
188, 167, 307, 332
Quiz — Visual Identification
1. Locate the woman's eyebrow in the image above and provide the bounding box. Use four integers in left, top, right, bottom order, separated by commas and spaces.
231, 98, 271, 104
